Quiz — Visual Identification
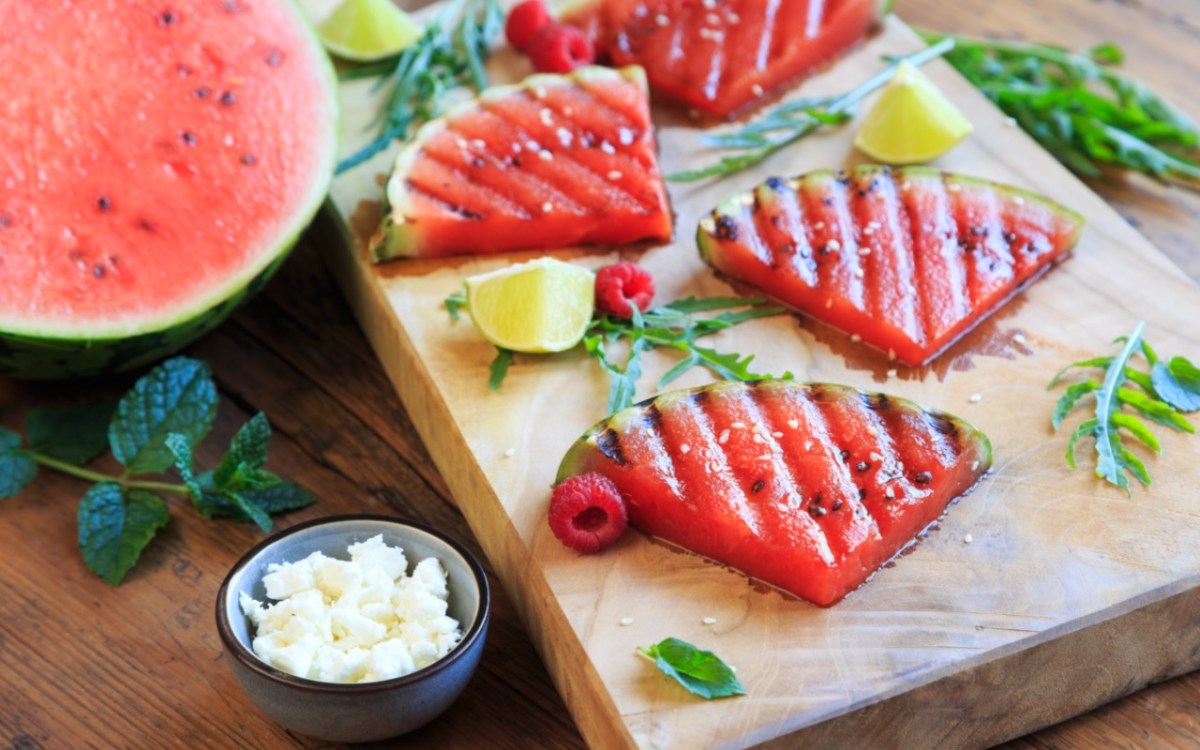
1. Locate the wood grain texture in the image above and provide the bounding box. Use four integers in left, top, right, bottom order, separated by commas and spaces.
2, 1, 1199, 749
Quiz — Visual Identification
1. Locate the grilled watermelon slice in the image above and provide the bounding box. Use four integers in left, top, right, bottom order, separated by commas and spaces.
370, 65, 672, 261
556, 380, 991, 606
560, 0, 888, 118
696, 166, 1084, 366
0, 0, 338, 380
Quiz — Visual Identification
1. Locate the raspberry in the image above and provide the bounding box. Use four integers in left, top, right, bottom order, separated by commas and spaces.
594, 262, 655, 318
505, 0, 552, 53
527, 23, 594, 74
548, 473, 628, 554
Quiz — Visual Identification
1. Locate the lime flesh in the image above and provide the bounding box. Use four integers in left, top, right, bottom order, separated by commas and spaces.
317, 0, 423, 62
853, 61, 974, 164
464, 258, 595, 353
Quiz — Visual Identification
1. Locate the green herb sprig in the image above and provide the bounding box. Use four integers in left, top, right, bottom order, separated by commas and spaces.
336, 0, 503, 174
445, 291, 790, 414
920, 31, 1200, 189
639, 637, 746, 700
0, 357, 314, 585
667, 37, 955, 182
1049, 321, 1200, 494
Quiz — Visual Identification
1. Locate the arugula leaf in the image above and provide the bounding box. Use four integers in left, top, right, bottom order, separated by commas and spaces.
1151, 357, 1200, 412
109, 357, 218, 473
488, 348, 514, 391
24, 401, 117, 466
1049, 322, 1197, 493
667, 38, 954, 182
638, 637, 746, 700
77, 483, 170, 586
445, 290, 467, 322
0, 428, 37, 499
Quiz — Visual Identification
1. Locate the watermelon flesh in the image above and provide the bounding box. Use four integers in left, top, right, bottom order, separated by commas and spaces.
696, 166, 1084, 366
371, 65, 672, 261
0, 0, 338, 379
561, 0, 887, 118
557, 380, 991, 606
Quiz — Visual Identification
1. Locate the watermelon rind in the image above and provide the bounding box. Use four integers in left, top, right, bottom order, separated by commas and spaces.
371, 65, 654, 262
0, 0, 340, 381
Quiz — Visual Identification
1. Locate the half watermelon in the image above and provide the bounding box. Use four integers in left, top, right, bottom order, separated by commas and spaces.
0, 0, 339, 380
557, 380, 992, 606
696, 166, 1085, 366
560, 0, 890, 118
370, 65, 672, 261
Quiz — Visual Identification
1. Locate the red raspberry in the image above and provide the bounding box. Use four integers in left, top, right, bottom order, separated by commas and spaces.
505, 0, 552, 53
548, 473, 628, 554
527, 23, 594, 74
595, 262, 655, 318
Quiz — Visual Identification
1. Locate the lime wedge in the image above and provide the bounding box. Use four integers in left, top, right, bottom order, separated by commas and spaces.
464, 258, 595, 353
853, 61, 974, 164
317, 0, 423, 63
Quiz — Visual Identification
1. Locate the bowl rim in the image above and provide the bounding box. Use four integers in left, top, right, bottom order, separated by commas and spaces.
215, 513, 490, 694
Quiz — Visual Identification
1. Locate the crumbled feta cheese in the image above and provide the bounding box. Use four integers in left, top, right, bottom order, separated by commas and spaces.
240, 535, 461, 683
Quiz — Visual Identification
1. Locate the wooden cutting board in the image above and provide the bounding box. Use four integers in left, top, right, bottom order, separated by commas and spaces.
302, 4, 1200, 747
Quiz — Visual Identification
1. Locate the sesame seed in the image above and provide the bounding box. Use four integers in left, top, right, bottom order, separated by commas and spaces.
727, 11, 740, 23
471, 139, 486, 149
907, 283, 916, 295
703, 0, 716, 7
681, 444, 691, 454
504, 447, 516, 458
867, 426, 878, 436
814, 221, 825, 230
718, 429, 730, 444
600, 141, 616, 154
456, 137, 468, 149
854, 267, 864, 278
706, 12, 720, 24
963, 533, 974, 544
608, 170, 623, 180
539, 150, 553, 161
972, 460, 980, 471
772, 431, 783, 438
867, 221, 881, 230
827, 239, 841, 251
804, 440, 813, 451
886, 368, 897, 377
948, 183, 962, 192
526, 139, 541, 151
542, 201, 553, 213
752, 434, 764, 443
885, 487, 895, 499
620, 617, 635, 626
870, 452, 883, 462
863, 226, 875, 236
539, 108, 553, 125
1013, 332, 1027, 345
655, 13, 669, 26
1005, 117, 1017, 128
968, 393, 982, 403
1013, 196, 1026, 205
858, 247, 871, 256
732, 422, 747, 429
534, 86, 547, 99
850, 334, 862, 342
751, 84, 764, 97
787, 420, 799, 429
702, 616, 717, 625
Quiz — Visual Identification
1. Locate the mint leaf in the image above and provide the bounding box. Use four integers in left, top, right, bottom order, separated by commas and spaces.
165, 433, 203, 499
109, 357, 218, 473
77, 483, 170, 585
0, 428, 37, 499
239, 478, 316, 516
638, 637, 746, 700
1151, 357, 1200, 412
213, 412, 271, 486
24, 400, 118, 466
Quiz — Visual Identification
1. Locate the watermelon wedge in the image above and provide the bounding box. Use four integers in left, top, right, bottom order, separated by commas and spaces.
0, 0, 338, 380
556, 380, 992, 606
370, 65, 672, 261
696, 166, 1085, 366
560, 0, 889, 118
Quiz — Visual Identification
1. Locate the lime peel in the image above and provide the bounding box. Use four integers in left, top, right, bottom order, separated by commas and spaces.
464, 258, 595, 353
317, 0, 424, 63
853, 61, 974, 164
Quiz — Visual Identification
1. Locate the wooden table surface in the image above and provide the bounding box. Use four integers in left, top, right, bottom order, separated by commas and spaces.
2, 0, 1198, 748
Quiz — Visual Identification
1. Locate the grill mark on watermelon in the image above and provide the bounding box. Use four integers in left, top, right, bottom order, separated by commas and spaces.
406, 155, 526, 220
851, 169, 924, 350
947, 176, 1017, 307
597, 427, 628, 465
805, 173, 865, 311
898, 173, 971, 352
751, 179, 818, 284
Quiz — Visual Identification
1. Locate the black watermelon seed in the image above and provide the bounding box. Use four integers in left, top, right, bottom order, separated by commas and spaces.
158, 10, 176, 26
810, 505, 827, 517
180, 131, 196, 146
92, 265, 106, 278
858, 487, 868, 500
240, 154, 257, 166
0, 214, 12, 228
970, 226, 987, 236
137, 218, 155, 232
265, 48, 283, 67
713, 214, 740, 241
831, 498, 844, 511
855, 461, 870, 473
839, 449, 850, 462
751, 480, 765, 494
177, 64, 191, 77
219, 91, 236, 106
193, 87, 210, 99
914, 471, 933, 484
97, 196, 110, 212
765, 176, 786, 191
511, 157, 522, 168
1003, 231, 1018, 245
472, 158, 485, 168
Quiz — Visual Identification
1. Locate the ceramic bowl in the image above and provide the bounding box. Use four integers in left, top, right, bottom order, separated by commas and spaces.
215, 514, 490, 743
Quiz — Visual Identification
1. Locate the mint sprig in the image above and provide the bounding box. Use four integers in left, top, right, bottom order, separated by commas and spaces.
638, 637, 746, 700
0, 356, 314, 585
1049, 321, 1200, 494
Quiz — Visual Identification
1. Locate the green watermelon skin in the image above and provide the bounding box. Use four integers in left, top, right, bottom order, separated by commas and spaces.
696, 166, 1084, 366
0, 0, 338, 380
556, 380, 992, 606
